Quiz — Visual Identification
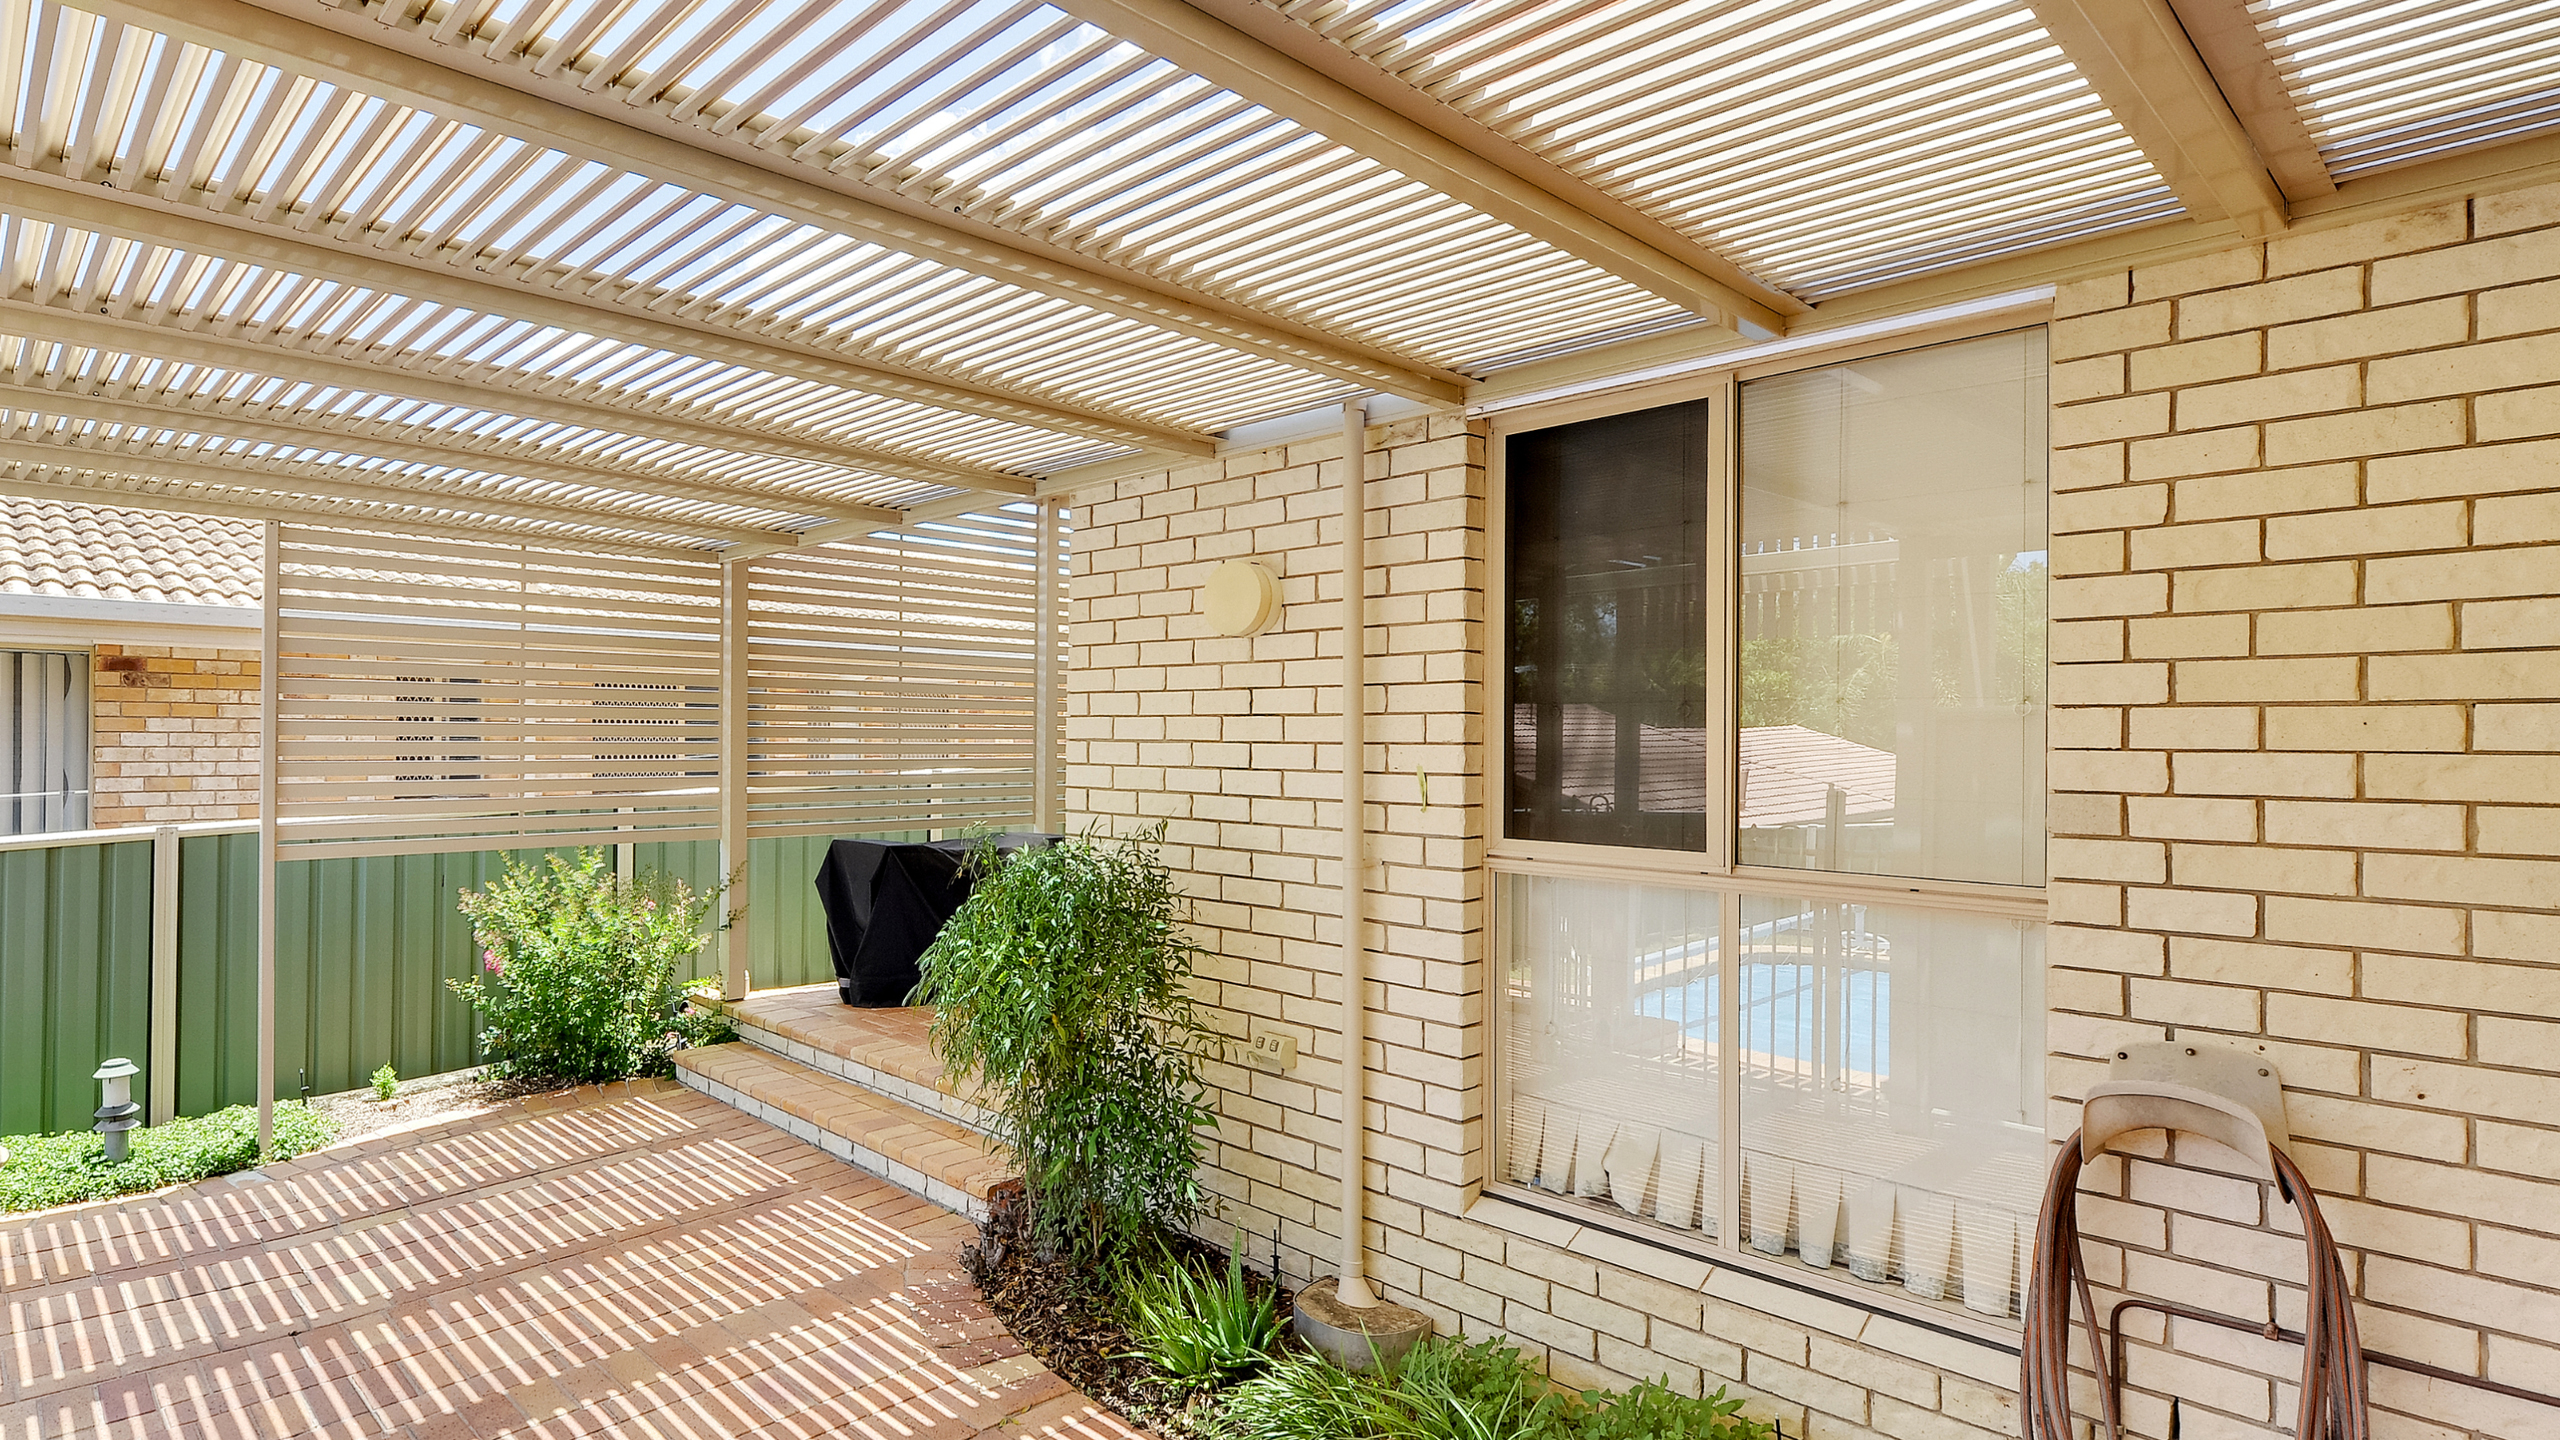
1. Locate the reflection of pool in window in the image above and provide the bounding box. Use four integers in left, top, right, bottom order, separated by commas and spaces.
1638, 963, 1892, 1080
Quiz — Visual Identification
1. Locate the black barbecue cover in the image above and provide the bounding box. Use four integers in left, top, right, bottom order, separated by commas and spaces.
814, 834, 1057, 1006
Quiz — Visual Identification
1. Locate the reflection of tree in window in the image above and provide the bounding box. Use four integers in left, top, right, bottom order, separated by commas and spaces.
1505, 397, 1711, 851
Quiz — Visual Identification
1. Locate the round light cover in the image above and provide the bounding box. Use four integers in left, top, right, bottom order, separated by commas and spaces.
1202, 559, 1283, 637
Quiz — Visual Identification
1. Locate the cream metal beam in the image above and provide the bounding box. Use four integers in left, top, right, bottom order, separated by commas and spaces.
255, 517, 278, 1159
1053, 0, 1799, 335
0, 384, 905, 527
2162, 0, 2336, 203
96, 0, 1468, 409
719, 556, 751, 1000
0, 443, 773, 547
2030, 0, 2290, 236
0, 301, 1034, 500
2, 175, 1211, 458
0, 469, 702, 555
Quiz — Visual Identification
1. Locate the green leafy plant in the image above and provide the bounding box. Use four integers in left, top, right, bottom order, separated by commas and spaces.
1211, 1335, 1774, 1440
918, 824, 1214, 1261
1115, 1235, 1282, 1390
1561, 1378, 1770, 1440
371, 1063, 399, 1101
1214, 1348, 1407, 1440
1392, 1338, 1570, 1440
450, 849, 736, 1083
0, 1104, 338, 1214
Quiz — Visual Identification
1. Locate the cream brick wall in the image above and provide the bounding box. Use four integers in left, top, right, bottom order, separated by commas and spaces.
89, 643, 260, 826
1068, 415, 2027, 1440
2051, 182, 2560, 1440
1072, 180, 2560, 1440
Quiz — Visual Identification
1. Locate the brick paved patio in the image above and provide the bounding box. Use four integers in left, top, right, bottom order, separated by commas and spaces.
0, 1080, 1140, 1440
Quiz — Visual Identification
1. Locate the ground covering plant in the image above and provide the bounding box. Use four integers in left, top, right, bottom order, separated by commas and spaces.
451, 849, 734, 1083
1116, 1232, 1283, 1392
0, 1103, 337, 1213
920, 824, 1215, 1261
1215, 1337, 1773, 1440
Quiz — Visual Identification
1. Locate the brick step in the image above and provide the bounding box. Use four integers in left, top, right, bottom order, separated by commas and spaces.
673, 1041, 1016, 1222
710, 986, 998, 1137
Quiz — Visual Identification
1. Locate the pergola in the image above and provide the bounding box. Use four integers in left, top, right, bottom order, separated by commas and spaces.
3, 0, 2555, 1174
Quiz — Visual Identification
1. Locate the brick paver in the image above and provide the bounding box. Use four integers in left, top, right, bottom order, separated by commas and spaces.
0, 1080, 1141, 1439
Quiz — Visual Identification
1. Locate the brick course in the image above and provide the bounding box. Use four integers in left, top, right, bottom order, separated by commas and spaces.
1070, 180, 2560, 1440
2051, 180, 2560, 1440
1067, 416, 2024, 1439
88, 642, 260, 827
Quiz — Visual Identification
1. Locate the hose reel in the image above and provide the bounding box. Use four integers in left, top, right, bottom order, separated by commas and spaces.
2019, 1042, 2368, 1440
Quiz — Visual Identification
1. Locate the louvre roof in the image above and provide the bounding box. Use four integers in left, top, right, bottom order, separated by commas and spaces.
0, 0, 2553, 550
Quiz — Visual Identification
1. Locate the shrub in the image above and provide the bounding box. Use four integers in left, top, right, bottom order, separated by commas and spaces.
919, 824, 1214, 1261
1115, 1235, 1282, 1391
371, 1063, 399, 1101
450, 849, 735, 1083
1211, 1335, 1774, 1440
0, 1104, 338, 1214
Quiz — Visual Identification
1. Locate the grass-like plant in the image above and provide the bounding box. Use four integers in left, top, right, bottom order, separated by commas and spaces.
1213, 1348, 1406, 1440
451, 849, 736, 1083
919, 824, 1214, 1261
0, 1103, 338, 1214
1116, 1236, 1283, 1391
1392, 1338, 1571, 1440
1211, 1335, 1774, 1440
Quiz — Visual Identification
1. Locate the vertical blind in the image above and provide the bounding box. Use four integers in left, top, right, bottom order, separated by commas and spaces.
4, 649, 87, 834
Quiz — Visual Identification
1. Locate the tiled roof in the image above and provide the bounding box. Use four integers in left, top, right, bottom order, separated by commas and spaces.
0, 499, 261, 608
1507, 706, 1898, 827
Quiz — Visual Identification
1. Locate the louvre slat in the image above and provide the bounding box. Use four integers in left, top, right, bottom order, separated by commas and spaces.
742, 506, 1059, 835
276, 528, 729, 852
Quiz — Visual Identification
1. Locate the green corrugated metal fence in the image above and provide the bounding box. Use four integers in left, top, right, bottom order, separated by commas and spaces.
0, 839, 153, 1134
4, 832, 849, 1132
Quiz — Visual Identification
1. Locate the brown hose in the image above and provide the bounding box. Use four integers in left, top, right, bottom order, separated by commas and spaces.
2020, 1130, 2368, 1440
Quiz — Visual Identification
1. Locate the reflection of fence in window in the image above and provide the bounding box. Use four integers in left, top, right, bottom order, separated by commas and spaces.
1732, 903, 1891, 1110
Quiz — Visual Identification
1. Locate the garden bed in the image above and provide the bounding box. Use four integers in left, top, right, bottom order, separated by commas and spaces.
962, 1187, 1283, 1436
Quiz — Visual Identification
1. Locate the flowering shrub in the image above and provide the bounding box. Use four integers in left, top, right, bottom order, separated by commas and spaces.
450, 849, 735, 1082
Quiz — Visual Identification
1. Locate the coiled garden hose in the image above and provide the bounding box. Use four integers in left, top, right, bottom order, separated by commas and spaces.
2020, 1129, 2368, 1440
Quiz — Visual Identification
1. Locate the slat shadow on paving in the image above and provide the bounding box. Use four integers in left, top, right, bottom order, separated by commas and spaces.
0, 1081, 1136, 1439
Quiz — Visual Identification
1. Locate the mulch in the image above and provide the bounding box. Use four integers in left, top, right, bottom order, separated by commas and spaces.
961, 1189, 1294, 1438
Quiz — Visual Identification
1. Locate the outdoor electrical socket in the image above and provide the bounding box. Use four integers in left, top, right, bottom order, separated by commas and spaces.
1243, 1022, 1299, 1071
93, 1058, 141, 1163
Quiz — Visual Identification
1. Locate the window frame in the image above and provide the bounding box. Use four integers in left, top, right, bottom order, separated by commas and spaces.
1481, 313, 2052, 1343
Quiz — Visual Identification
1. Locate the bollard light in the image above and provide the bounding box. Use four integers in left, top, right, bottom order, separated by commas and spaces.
94, 1058, 141, 1164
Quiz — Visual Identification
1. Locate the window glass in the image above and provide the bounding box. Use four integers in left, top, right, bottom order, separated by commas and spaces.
4, 650, 90, 834
1737, 330, 2048, 886
1733, 895, 2044, 1318
1501, 874, 1720, 1237
1505, 399, 1711, 850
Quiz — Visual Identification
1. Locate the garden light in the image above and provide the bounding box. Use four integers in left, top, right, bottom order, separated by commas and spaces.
93, 1057, 141, 1163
